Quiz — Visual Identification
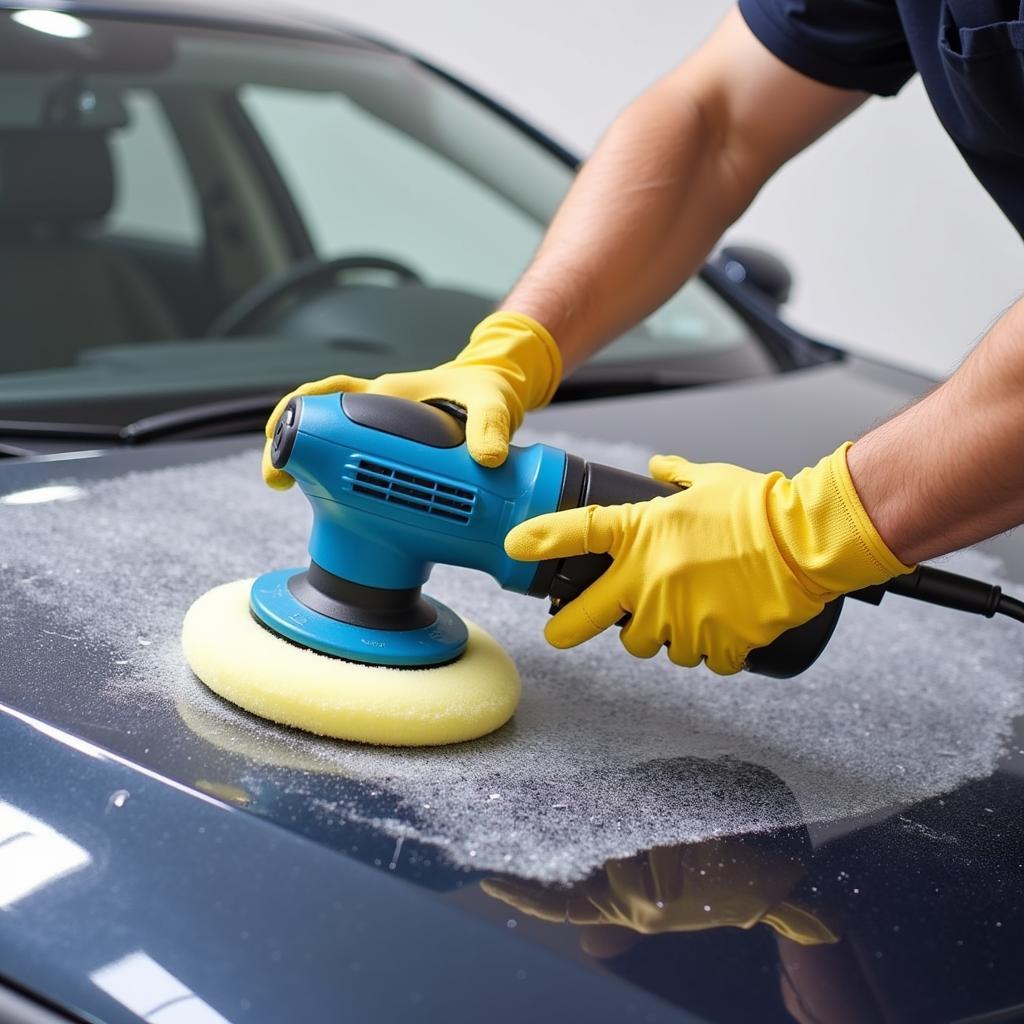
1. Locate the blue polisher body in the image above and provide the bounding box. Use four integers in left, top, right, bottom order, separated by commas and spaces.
250, 393, 567, 667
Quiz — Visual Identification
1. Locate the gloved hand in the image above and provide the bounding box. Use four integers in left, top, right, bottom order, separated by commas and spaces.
262, 310, 561, 489
505, 443, 913, 674
481, 838, 838, 952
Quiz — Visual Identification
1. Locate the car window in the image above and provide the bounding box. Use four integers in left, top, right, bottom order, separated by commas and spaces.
106, 90, 202, 247
239, 85, 541, 297
238, 83, 759, 370
0, 14, 773, 425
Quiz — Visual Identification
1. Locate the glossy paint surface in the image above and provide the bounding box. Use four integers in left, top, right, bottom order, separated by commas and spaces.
2, 357, 1024, 1023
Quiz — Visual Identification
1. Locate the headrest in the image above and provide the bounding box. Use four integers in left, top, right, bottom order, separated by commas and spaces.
0, 131, 113, 225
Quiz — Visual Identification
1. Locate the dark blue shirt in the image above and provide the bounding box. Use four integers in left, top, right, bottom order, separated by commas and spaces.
738, 0, 1024, 236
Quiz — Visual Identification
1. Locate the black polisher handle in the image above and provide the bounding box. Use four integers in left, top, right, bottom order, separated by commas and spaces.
541, 459, 845, 679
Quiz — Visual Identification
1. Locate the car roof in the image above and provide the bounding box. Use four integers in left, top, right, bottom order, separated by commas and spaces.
0, 0, 390, 53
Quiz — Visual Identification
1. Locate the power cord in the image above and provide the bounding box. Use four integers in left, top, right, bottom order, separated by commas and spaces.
876, 565, 1024, 625
995, 594, 1024, 624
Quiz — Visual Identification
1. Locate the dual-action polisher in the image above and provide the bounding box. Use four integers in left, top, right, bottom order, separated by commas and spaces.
183, 391, 1023, 745
248, 393, 1024, 681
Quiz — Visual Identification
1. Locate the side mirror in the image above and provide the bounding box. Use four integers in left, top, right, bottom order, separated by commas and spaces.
713, 245, 794, 307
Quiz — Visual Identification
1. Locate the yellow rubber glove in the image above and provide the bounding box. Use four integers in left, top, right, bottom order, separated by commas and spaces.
262, 310, 561, 489
505, 443, 913, 675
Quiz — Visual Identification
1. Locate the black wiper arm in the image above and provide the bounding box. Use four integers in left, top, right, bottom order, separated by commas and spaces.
129, 371, 720, 436
119, 394, 282, 444
0, 395, 283, 452
0, 371, 708, 452
0, 418, 122, 441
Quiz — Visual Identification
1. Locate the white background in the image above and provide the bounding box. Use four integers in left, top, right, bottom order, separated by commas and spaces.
269, 0, 1024, 377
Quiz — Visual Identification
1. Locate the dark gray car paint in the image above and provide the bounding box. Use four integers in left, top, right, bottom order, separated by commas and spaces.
3, 357, 1024, 1023
0, 704, 693, 1024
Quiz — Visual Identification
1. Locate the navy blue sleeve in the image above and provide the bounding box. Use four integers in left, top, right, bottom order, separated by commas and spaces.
738, 0, 915, 96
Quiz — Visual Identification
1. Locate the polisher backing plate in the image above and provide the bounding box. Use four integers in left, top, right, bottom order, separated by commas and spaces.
181, 579, 521, 746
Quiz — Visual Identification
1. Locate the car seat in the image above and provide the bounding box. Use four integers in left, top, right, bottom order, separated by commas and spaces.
0, 130, 180, 372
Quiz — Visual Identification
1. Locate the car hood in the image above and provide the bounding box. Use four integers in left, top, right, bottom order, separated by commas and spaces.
4, 357, 1024, 1024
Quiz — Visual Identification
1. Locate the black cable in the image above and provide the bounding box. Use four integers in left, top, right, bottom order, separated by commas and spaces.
880, 565, 1024, 626
996, 594, 1024, 624
886, 565, 1002, 616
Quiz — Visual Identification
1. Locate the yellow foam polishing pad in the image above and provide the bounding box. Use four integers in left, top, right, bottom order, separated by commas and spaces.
181, 579, 521, 746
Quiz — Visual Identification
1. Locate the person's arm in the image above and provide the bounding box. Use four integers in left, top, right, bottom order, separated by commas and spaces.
264, 6, 869, 481
504, 6, 867, 372
848, 298, 1024, 564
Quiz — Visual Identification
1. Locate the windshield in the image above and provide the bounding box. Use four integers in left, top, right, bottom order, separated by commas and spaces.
0, 11, 773, 425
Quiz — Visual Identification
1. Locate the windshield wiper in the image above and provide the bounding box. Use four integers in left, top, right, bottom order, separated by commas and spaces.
0, 419, 122, 441
0, 395, 283, 452
119, 394, 282, 444
0, 371, 716, 455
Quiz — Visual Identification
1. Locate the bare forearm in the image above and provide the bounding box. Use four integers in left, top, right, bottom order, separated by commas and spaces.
848, 297, 1024, 564
503, 8, 865, 374
504, 72, 753, 372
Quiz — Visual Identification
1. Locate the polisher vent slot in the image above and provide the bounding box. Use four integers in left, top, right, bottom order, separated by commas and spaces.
350, 458, 476, 524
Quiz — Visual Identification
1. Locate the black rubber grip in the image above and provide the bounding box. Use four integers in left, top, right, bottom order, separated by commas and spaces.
342, 392, 465, 448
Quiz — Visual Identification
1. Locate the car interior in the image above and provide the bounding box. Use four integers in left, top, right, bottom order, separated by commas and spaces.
0, 12, 777, 426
